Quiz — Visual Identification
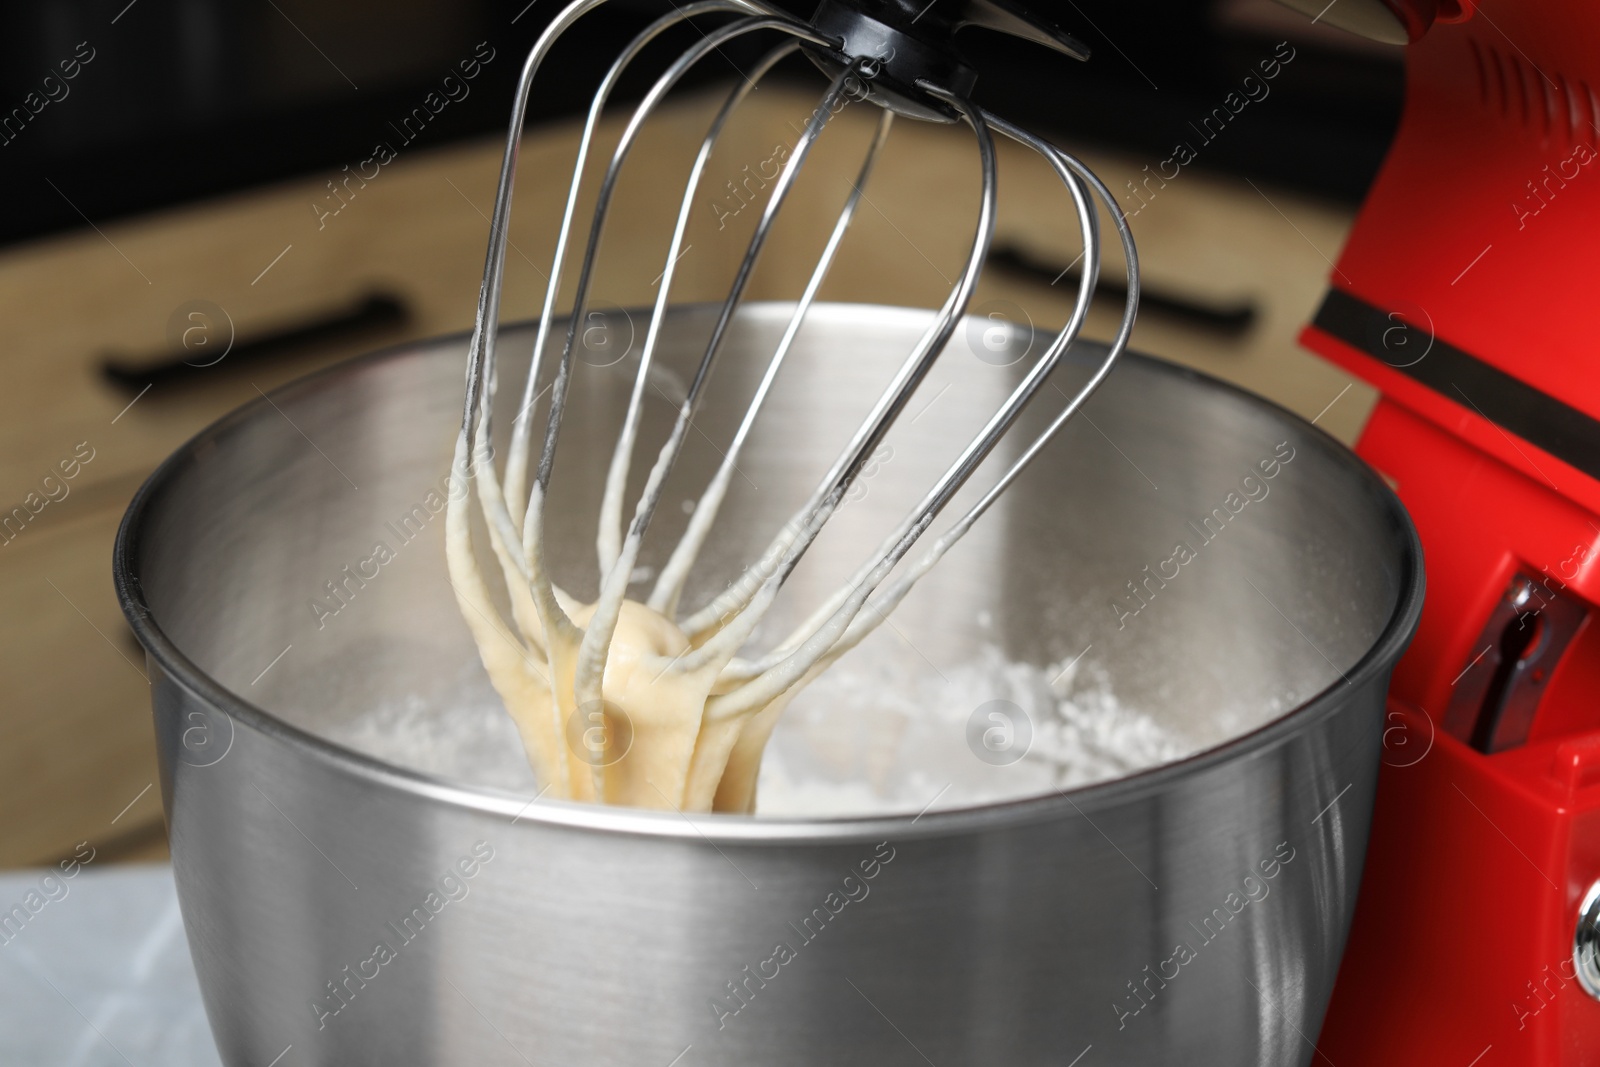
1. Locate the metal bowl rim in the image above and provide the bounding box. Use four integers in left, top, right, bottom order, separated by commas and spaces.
113, 301, 1425, 844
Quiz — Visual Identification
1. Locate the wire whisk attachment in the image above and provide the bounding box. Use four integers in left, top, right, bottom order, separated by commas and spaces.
444, 0, 1139, 811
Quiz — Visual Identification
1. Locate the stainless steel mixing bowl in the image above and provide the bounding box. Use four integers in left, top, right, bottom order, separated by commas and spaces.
116, 302, 1422, 1066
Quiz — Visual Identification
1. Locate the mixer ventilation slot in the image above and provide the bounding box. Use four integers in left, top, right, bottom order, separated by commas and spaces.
1469, 38, 1597, 148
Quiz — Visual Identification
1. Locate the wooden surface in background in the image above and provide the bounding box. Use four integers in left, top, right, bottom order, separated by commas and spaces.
0, 86, 1367, 868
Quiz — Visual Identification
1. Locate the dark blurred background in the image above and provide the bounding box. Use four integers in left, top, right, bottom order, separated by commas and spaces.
0, 0, 1403, 248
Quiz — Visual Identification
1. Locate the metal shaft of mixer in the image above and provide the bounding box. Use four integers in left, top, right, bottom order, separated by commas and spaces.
445, 0, 1141, 802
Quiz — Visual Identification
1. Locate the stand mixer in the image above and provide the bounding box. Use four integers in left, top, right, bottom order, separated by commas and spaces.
463, 0, 1600, 1051
1292, 0, 1600, 1060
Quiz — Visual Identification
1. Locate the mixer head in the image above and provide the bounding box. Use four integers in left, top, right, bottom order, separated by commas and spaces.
445, 0, 1140, 807
802, 0, 1089, 121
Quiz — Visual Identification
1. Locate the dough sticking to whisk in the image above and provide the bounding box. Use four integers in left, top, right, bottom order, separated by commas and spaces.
443, 0, 1137, 812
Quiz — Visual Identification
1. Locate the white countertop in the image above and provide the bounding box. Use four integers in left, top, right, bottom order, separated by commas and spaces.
0, 865, 220, 1067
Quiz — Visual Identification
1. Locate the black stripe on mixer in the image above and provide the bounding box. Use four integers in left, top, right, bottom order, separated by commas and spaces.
1312, 288, 1600, 483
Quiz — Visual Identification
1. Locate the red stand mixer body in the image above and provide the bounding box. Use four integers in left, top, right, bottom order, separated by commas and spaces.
1300, 0, 1600, 1059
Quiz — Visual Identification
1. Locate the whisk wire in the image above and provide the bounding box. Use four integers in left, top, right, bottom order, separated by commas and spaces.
716, 104, 1100, 684
510, 13, 831, 663
647, 107, 896, 619
736, 106, 1143, 695
456, 1, 793, 665
573, 56, 877, 731
596, 39, 807, 579
447, 0, 820, 799
673, 90, 1001, 641
504, 0, 777, 526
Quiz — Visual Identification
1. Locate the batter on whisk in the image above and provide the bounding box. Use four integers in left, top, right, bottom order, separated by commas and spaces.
442, 0, 1136, 813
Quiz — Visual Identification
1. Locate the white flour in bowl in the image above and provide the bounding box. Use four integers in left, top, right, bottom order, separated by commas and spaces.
753, 645, 1195, 816
326, 645, 1197, 817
